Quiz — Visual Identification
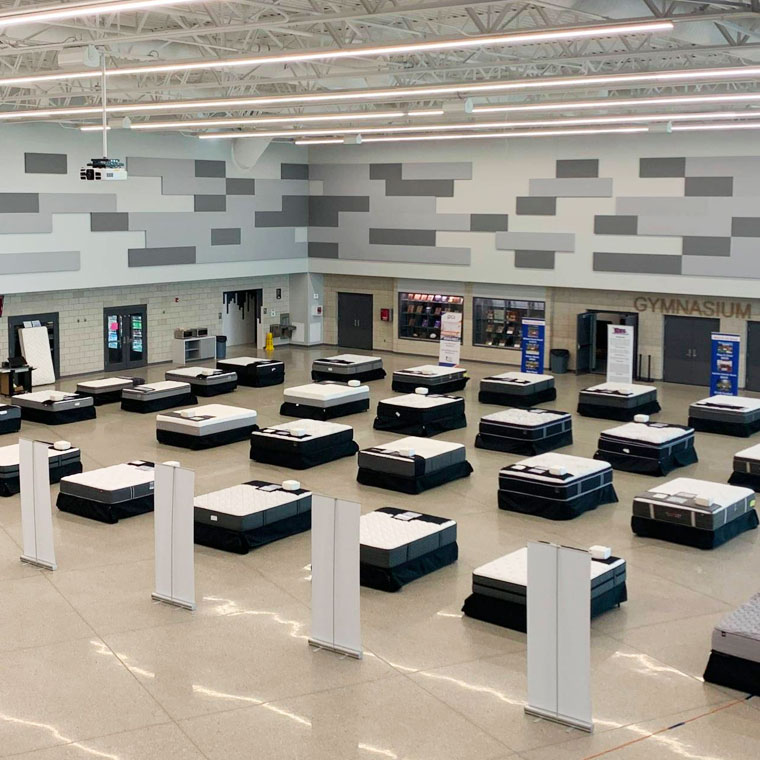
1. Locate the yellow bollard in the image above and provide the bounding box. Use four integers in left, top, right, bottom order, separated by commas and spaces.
265, 332, 274, 352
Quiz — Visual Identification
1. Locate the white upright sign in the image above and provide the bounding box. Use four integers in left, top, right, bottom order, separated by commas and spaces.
525, 541, 592, 732
607, 324, 634, 385
309, 494, 362, 659
438, 311, 462, 367
152, 462, 196, 610
19, 439, 57, 570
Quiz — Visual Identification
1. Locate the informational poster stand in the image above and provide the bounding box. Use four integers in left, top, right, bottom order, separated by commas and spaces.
152, 461, 196, 611
19, 439, 57, 571
438, 311, 463, 367
710, 333, 740, 396
309, 494, 362, 659
521, 319, 546, 374
607, 324, 634, 385
525, 541, 592, 732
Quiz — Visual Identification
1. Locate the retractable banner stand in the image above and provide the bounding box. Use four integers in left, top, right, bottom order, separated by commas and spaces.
710, 333, 740, 396
607, 324, 634, 385
152, 461, 196, 610
19, 439, 57, 570
309, 494, 362, 659
521, 319, 546, 374
438, 311, 463, 367
525, 541, 592, 732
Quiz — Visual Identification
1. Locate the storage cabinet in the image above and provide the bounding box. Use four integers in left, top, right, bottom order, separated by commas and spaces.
172, 336, 216, 364
473, 298, 545, 350
398, 292, 464, 342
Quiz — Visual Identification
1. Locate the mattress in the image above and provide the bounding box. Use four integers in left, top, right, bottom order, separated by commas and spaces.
0, 441, 80, 475
312, 354, 383, 376
375, 394, 465, 431
480, 371, 555, 396
59, 460, 155, 504
689, 396, 760, 423
711, 593, 760, 664
165, 367, 237, 386
122, 380, 192, 401
157, 404, 257, 436
358, 436, 466, 478
0, 404, 21, 433
215, 357, 284, 385
283, 382, 369, 408
75, 377, 137, 395
579, 382, 658, 408
732, 442, 760, 476
478, 408, 572, 441
598, 422, 694, 456
251, 419, 353, 452
633, 478, 755, 530
216, 357, 283, 371
392, 365, 467, 386
12, 391, 93, 412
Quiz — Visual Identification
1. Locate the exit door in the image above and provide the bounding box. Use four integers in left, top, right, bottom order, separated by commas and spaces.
663, 315, 718, 386
338, 293, 373, 350
104, 305, 148, 371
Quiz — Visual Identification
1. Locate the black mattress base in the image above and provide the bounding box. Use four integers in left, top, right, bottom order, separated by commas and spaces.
357, 460, 473, 495
728, 470, 760, 490
498, 483, 618, 521
250, 439, 359, 469
475, 430, 572, 455
478, 386, 557, 408
577, 400, 661, 421
279, 399, 369, 420
594, 446, 698, 476
0, 460, 83, 498
462, 583, 628, 632
121, 392, 198, 414
360, 542, 458, 592
0, 418, 21, 436
192, 381, 237, 397
156, 424, 258, 450
703, 650, 760, 695
78, 389, 125, 406
689, 416, 760, 438
19, 406, 96, 425
631, 510, 759, 549
311, 368, 386, 383
194, 510, 311, 555
372, 412, 467, 438
236, 372, 284, 388
56, 492, 154, 524
391, 378, 469, 395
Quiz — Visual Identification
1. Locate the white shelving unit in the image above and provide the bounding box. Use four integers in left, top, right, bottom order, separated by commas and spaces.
172, 336, 216, 364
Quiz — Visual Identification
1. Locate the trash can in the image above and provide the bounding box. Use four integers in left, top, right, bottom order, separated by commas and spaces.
550, 348, 570, 374
215, 335, 227, 360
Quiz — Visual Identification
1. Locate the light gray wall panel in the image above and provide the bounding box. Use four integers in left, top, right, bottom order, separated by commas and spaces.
0, 193, 39, 213
127, 157, 226, 195
91, 212, 129, 232
682, 245, 760, 278
637, 214, 732, 236
199, 229, 304, 263
365, 211, 469, 231
728, 177, 760, 196
226, 178, 255, 195
194, 195, 227, 212
0, 250, 79, 274
310, 163, 371, 194
515, 251, 555, 269
402, 162, 472, 180
211, 228, 241, 245
615, 196, 760, 217
556, 159, 598, 178
42, 193, 117, 213
195, 159, 226, 178
128, 246, 196, 267
685, 156, 760, 178
639, 157, 685, 178
24, 153, 67, 175
516, 196, 556, 215
529, 178, 612, 197
684, 176, 733, 197
732, 217, 760, 236
594, 215, 637, 235
495, 231, 574, 252
593, 252, 681, 274
309, 242, 339, 258
369, 228, 436, 246
682, 236, 731, 256
470, 214, 508, 232
281, 163, 309, 180
341, 245, 469, 265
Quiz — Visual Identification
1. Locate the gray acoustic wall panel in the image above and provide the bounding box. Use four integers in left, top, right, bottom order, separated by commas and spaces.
684, 177, 733, 197
194, 195, 226, 212
637, 214, 732, 237
281, 163, 309, 180
368, 228, 436, 246
594, 215, 637, 235
556, 159, 598, 178
0, 251, 79, 274
682, 236, 731, 256
515, 251, 555, 269
594, 252, 681, 274
25, 153, 67, 175
211, 228, 241, 246
0, 193, 39, 213
369, 163, 454, 197
91, 212, 129, 232
402, 162, 472, 180
256, 195, 309, 227
732, 217, 760, 237
340, 244, 469, 265
128, 246, 196, 267
226, 178, 255, 195
470, 214, 508, 232
640, 157, 685, 178
516, 196, 556, 216
495, 231, 574, 252
195, 160, 226, 178
309, 196, 369, 227
308, 242, 339, 258
529, 178, 613, 197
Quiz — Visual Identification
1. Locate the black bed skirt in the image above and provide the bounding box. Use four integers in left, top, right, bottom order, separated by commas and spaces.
703, 650, 760, 695
194, 510, 311, 554
19, 405, 96, 425
0, 418, 21, 436
357, 460, 473, 495
311, 368, 386, 383
250, 439, 358, 469
56, 492, 154, 524
280, 399, 369, 420
728, 470, 760, 491
391, 377, 469, 395
372, 411, 467, 438
478, 386, 557, 408
577, 399, 661, 421
631, 509, 759, 549
121, 392, 198, 414
689, 416, 760, 438
498, 482, 618, 521
78, 389, 125, 406
238, 371, 284, 388
594, 445, 698, 476
157, 424, 257, 450
360, 542, 458, 592
192, 381, 238, 397
475, 430, 573, 455
462, 583, 628, 632
0, 460, 83, 497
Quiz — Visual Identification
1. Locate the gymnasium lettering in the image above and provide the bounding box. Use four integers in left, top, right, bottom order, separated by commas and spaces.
633, 297, 751, 319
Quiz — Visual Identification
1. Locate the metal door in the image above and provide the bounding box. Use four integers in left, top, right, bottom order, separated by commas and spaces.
337, 293, 373, 350
663, 315, 718, 386
746, 321, 760, 391
104, 305, 148, 370
576, 312, 596, 374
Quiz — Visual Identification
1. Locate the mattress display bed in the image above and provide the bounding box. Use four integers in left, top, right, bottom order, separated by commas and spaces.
280, 381, 369, 420
462, 546, 627, 631
729, 442, 760, 491
373, 390, 466, 437
357, 436, 472, 494
75, 376, 142, 405
391, 365, 468, 394
121, 380, 197, 413
498, 452, 617, 520
13, 391, 96, 425
156, 403, 258, 449
631, 477, 758, 549
577, 382, 660, 421
194, 479, 311, 554
478, 371, 557, 408
250, 419, 358, 469
215, 357, 284, 387
360, 507, 458, 592
0, 404, 21, 436
595, 416, 697, 476
0, 441, 81, 497
311, 354, 386, 383
475, 408, 572, 455
56, 460, 155, 523
703, 593, 760, 695
165, 366, 237, 396
688, 396, 760, 437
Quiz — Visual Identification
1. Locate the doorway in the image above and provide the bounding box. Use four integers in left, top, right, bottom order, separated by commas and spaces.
8, 312, 60, 377
222, 290, 262, 349
104, 305, 147, 371
663, 315, 719, 386
747, 322, 760, 392
338, 292, 373, 350
575, 311, 638, 374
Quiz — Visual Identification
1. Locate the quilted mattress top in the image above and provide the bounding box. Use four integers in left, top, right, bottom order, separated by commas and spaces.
486, 371, 553, 384
61, 461, 154, 490
367, 436, 464, 458
692, 395, 760, 412
167, 366, 234, 379
714, 593, 760, 642
284, 382, 369, 402
394, 365, 462, 378
380, 394, 460, 409
503, 452, 610, 479
76, 377, 134, 391
601, 421, 692, 443
195, 482, 310, 516
360, 509, 455, 550
637, 477, 753, 507
14, 391, 82, 403
482, 408, 569, 427
157, 404, 257, 425
254, 419, 351, 439
583, 382, 656, 396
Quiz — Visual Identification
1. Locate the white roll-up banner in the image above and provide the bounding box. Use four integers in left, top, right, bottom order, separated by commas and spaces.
606, 324, 634, 385
20, 439, 57, 570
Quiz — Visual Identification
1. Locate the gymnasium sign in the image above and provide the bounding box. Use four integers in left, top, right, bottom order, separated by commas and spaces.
633, 297, 751, 319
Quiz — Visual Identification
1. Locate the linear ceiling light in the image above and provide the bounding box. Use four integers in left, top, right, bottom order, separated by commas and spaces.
672, 121, 760, 132
0, 20, 672, 89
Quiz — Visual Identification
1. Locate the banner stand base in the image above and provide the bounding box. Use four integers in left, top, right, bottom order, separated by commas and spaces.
20, 555, 57, 571
308, 637, 362, 659
524, 706, 593, 733
151, 592, 196, 611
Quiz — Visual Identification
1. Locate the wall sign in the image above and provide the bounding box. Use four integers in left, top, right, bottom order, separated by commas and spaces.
633, 297, 751, 319
521, 319, 546, 374
710, 333, 740, 396
438, 311, 463, 367
607, 324, 634, 385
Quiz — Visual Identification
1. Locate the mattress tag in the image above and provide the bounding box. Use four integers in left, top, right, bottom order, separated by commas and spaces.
393, 511, 422, 521
149, 483, 154, 490
259, 484, 281, 492
210, 515, 218, 521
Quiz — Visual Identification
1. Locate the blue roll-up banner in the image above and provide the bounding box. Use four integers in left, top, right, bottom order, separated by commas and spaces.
521, 319, 546, 374
710, 332, 740, 396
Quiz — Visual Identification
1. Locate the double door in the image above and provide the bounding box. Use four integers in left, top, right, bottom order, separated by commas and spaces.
663, 315, 718, 386
104, 305, 147, 370
337, 293, 373, 350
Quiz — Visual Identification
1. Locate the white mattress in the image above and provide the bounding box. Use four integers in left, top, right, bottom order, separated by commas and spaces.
284, 382, 369, 403
317, 353, 381, 366
76, 378, 133, 391
712, 593, 760, 663
255, 419, 351, 440
15, 391, 77, 403
194, 483, 307, 516
19, 326, 55, 386
643, 477, 752, 508
487, 371, 553, 385
0, 442, 79, 466
156, 404, 257, 433
734, 442, 760, 461
380, 394, 459, 409
601, 422, 689, 443
507, 452, 610, 482
131, 380, 189, 393
585, 382, 656, 397
218, 357, 279, 367
371, 436, 463, 458
61, 462, 154, 490
482, 408, 568, 427
395, 365, 461, 378
692, 395, 760, 412
360, 510, 456, 549
166, 367, 232, 379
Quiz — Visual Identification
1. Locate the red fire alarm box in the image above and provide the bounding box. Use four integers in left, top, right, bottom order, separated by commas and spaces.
380, 307, 393, 322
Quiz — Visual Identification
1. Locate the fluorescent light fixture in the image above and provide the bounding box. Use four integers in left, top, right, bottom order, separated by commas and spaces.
0, 20, 672, 88
79, 124, 112, 131
672, 121, 760, 132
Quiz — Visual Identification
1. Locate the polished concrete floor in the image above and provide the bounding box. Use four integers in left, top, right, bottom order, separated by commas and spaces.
0, 345, 758, 760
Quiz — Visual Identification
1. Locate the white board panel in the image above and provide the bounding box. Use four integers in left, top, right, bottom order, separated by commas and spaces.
19, 326, 56, 386
19, 439, 57, 570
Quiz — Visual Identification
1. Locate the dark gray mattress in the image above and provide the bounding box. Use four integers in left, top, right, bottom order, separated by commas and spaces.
579, 384, 657, 409
689, 397, 760, 425
312, 354, 383, 376
392, 365, 466, 387
480, 373, 554, 397
59, 460, 155, 504
122, 381, 191, 401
